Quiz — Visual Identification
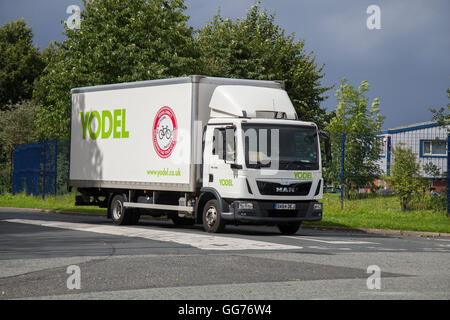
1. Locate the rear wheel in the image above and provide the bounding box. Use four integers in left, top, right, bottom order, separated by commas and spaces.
110, 194, 140, 225
202, 199, 226, 233
277, 223, 301, 235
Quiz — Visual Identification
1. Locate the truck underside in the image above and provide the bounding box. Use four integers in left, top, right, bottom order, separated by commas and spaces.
74, 186, 323, 235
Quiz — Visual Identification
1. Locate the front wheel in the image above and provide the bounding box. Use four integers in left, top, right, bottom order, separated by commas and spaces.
277, 223, 301, 235
202, 199, 226, 233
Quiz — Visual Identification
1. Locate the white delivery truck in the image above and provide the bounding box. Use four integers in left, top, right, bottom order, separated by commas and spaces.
69, 75, 330, 234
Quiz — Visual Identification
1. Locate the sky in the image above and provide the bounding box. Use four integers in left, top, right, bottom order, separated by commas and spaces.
0, 0, 449, 130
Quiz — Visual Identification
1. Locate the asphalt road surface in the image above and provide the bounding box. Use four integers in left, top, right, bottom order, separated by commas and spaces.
0, 207, 449, 300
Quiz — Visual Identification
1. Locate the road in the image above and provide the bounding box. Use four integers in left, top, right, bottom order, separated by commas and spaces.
0, 207, 449, 300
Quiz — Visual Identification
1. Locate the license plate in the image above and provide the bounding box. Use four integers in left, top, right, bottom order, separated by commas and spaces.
275, 203, 296, 210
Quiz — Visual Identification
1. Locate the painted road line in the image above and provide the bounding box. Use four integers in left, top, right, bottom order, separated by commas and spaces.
282, 236, 379, 245
307, 246, 332, 250
4, 219, 302, 251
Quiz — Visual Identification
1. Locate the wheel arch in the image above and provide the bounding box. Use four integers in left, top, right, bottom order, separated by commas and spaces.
195, 187, 223, 224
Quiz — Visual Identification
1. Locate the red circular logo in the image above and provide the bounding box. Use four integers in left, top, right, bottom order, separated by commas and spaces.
152, 106, 178, 158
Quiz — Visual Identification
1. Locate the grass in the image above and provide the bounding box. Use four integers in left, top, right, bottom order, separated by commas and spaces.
0, 192, 106, 215
304, 193, 450, 234
0, 192, 449, 233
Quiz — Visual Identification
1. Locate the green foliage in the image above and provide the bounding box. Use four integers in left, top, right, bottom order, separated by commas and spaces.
33, 0, 199, 140
429, 88, 450, 127
0, 100, 37, 154
0, 19, 44, 110
310, 193, 450, 233
324, 78, 384, 196
423, 162, 441, 179
195, 3, 331, 128
0, 100, 38, 191
408, 191, 446, 213
389, 144, 426, 211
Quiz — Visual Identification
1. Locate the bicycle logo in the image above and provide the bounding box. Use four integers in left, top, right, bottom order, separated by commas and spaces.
158, 125, 172, 140
152, 106, 178, 158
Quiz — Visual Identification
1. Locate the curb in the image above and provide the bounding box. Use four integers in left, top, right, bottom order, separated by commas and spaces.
2, 206, 450, 239
301, 224, 450, 239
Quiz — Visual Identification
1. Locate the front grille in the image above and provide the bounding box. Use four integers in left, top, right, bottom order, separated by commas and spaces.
257, 181, 312, 196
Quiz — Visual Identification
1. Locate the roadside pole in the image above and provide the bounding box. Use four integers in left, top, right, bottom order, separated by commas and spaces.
447, 133, 449, 217
341, 133, 345, 210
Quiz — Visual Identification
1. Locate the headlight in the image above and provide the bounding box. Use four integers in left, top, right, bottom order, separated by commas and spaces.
313, 203, 322, 210
238, 202, 254, 210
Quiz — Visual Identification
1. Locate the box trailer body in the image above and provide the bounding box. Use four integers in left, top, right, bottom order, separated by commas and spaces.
69, 75, 328, 234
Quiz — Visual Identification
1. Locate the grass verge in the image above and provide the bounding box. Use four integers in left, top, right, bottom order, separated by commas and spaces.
304, 194, 450, 233
0, 193, 449, 233
0, 192, 106, 215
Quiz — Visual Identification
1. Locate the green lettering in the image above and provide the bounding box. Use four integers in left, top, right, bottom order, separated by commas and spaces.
113, 109, 121, 139
294, 171, 313, 180
121, 109, 129, 138
80, 112, 90, 139
88, 111, 101, 140
101, 110, 113, 139
219, 179, 233, 186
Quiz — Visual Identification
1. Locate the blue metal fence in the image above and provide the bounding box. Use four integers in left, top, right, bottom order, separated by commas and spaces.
12, 140, 69, 198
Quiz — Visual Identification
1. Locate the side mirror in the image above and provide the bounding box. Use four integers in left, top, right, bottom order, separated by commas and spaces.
319, 130, 332, 168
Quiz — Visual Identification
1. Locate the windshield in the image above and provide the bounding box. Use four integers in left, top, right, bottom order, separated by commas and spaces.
242, 124, 319, 170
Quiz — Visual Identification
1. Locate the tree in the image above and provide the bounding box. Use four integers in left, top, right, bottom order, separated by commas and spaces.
423, 161, 441, 192
389, 144, 424, 211
325, 78, 385, 197
0, 19, 44, 110
430, 88, 450, 127
195, 3, 331, 128
33, 0, 199, 140
0, 100, 37, 192
423, 162, 441, 180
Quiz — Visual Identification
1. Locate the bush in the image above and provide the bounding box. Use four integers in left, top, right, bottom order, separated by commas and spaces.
408, 190, 446, 213
0, 162, 10, 194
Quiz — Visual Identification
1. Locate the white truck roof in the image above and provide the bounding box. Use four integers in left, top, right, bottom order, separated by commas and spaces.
209, 85, 297, 120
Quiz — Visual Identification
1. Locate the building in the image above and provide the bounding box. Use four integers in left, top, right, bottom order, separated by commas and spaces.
376, 121, 448, 192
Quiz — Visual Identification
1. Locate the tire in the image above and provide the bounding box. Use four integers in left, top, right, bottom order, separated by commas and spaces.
110, 194, 139, 225
202, 199, 226, 233
277, 223, 301, 235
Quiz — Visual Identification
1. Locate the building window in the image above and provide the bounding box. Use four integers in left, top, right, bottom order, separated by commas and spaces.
377, 137, 386, 157
422, 140, 446, 157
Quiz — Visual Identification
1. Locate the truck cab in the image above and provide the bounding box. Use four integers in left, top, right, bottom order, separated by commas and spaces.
198, 85, 327, 234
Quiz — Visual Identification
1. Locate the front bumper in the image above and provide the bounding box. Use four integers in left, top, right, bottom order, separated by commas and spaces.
221, 200, 323, 225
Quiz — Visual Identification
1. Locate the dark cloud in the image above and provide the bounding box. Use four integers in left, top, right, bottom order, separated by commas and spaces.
185, 0, 450, 129
1, 0, 448, 129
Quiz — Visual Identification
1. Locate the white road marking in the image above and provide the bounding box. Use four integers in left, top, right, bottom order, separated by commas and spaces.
307, 246, 331, 250
282, 236, 379, 245
4, 219, 302, 251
